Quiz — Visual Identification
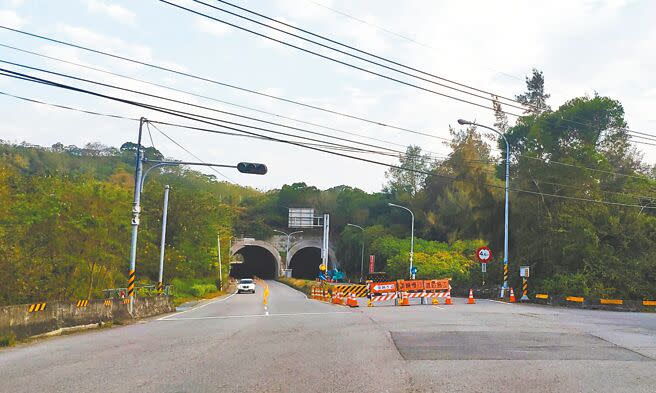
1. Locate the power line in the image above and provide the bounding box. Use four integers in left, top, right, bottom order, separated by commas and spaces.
3, 68, 653, 209
0, 43, 456, 157
193, 0, 528, 110
3, 24, 653, 157
181, 0, 652, 145
158, 0, 525, 116
147, 122, 233, 182
0, 59, 406, 156
1, 57, 651, 184
304, 0, 527, 83
0, 26, 462, 143
183, 0, 656, 143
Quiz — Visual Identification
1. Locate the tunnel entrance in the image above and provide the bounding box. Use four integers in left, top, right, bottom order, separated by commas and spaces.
230, 245, 278, 279
289, 247, 322, 279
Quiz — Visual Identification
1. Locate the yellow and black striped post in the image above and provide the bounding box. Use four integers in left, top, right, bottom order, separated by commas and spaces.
127, 269, 136, 298
521, 277, 529, 301
503, 264, 508, 288
156, 281, 164, 292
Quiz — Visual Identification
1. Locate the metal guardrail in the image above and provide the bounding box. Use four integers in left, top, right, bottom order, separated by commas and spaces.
103, 285, 173, 299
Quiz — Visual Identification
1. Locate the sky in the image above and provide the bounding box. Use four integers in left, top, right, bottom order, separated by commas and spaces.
1, 0, 655, 192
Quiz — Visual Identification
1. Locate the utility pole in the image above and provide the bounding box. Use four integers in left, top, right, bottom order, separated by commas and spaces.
157, 185, 170, 293
217, 234, 223, 290
458, 119, 510, 298
346, 224, 365, 283
128, 117, 146, 313
388, 203, 415, 279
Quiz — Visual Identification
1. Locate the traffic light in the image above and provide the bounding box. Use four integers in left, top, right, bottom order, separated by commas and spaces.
237, 162, 268, 175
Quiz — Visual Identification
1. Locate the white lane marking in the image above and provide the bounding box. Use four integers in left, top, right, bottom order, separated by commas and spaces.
266, 311, 269, 316
157, 290, 238, 320
159, 311, 352, 321
433, 305, 444, 309
488, 299, 512, 305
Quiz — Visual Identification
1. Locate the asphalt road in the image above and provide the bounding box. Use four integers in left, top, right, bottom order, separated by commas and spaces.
1, 281, 655, 393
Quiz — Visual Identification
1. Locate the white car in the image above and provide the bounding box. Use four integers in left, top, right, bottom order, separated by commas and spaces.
237, 278, 256, 294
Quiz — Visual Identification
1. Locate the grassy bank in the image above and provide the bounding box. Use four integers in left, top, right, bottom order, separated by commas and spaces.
277, 277, 315, 296
170, 278, 228, 306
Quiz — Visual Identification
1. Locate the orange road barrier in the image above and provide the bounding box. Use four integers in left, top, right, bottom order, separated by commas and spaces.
600, 299, 623, 305
369, 292, 398, 306
445, 292, 453, 305
103, 299, 112, 307
509, 288, 516, 303
122, 298, 130, 305
467, 289, 475, 304
566, 296, 584, 303
644, 300, 656, 307
535, 294, 549, 299
398, 292, 409, 306
346, 293, 359, 307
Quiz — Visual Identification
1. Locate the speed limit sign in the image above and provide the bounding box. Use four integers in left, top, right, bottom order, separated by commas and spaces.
476, 247, 492, 263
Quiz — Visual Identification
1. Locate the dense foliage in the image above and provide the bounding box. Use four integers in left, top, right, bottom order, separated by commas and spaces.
1, 70, 655, 305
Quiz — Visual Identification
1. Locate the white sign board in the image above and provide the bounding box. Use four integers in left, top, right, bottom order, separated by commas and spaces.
481, 263, 487, 273
288, 208, 317, 228
520, 266, 530, 277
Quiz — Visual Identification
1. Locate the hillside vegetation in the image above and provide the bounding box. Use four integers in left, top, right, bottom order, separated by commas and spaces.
1, 70, 655, 305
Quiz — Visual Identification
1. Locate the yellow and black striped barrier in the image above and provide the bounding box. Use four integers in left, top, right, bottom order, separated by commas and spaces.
600, 299, 623, 305
28, 303, 47, 312
127, 269, 135, 298
103, 299, 112, 307
328, 284, 368, 298
76, 299, 89, 308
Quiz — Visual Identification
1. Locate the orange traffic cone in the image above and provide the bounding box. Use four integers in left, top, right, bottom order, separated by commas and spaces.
445, 292, 453, 305
347, 293, 359, 307
509, 288, 516, 303
467, 289, 476, 304
399, 292, 409, 306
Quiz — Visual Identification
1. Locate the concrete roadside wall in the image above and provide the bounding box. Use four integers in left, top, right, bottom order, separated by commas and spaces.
0, 296, 174, 339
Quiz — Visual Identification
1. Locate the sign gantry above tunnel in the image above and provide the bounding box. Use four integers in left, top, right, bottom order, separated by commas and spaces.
288, 208, 331, 272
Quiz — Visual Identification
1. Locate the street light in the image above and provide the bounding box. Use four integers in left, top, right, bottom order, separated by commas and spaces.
346, 223, 365, 283
273, 229, 303, 270
387, 203, 415, 279
458, 118, 510, 297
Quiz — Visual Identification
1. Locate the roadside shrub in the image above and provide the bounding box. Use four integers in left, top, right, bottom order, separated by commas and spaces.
0, 332, 16, 347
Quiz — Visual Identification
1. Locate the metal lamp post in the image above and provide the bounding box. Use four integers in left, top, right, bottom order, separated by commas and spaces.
458, 119, 510, 297
387, 203, 415, 279
273, 229, 303, 270
346, 223, 365, 283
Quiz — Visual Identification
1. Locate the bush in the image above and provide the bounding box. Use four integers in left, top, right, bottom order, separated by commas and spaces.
190, 284, 217, 297
0, 332, 16, 347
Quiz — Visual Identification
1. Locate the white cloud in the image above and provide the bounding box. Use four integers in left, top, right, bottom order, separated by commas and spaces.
195, 16, 231, 37
4, 0, 25, 7
0, 9, 25, 28
84, 0, 136, 25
